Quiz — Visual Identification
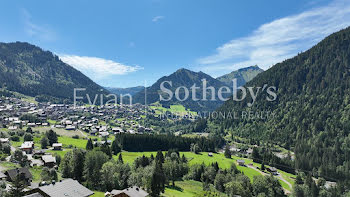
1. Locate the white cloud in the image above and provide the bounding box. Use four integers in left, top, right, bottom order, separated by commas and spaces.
196, 0, 350, 76
21, 8, 56, 41
59, 55, 143, 80
152, 16, 164, 22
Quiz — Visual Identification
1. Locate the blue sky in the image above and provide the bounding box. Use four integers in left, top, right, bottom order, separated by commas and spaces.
0, 0, 349, 88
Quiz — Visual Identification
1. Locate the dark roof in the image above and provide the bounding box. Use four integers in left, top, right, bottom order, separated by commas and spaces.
23, 193, 44, 197
39, 179, 94, 197
111, 186, 148, 197
6, 167, 32, 181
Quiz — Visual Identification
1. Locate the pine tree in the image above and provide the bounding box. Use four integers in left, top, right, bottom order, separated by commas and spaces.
118, 153, 124, 164
40, 136, 49, 149
156, 151, 164, 163
150, 158, 166, 196
86, 138, 93, 150
261, 162, 265, 171
8, 174, 26, 197
224, 146, 231, 158
46, 129, 58, 146
111, 140, 121, 155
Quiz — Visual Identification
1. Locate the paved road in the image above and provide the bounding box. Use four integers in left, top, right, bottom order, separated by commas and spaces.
79, 130, 87, 137
247, 165, 292, 194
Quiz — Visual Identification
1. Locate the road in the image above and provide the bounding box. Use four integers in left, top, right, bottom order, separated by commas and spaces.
247, 165, 292, 194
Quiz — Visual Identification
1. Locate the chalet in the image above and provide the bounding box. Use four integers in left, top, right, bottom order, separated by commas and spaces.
20, 141, 35, 154
9, 117, 19, 122
65, 125, 76, 130
25, 178, 94, 197
112, 127, 123, 133
52, 143, 62, 150
27, 123, 36, 127
5, 167, 32, 185
99, 131, 109, 137
8, 125, 18, 130
0, 138, 9, 144
267, 167, 278, 175
13, 120, 21, 125
246, 148, 253, 155
237, 160, 245, 166
34, 149, 46, 156
127, 129, 136, 134
42, 155, 56, 168
108, 186, 148, 197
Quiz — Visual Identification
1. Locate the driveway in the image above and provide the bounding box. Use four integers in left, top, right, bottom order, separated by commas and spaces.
246, 165, 292, 194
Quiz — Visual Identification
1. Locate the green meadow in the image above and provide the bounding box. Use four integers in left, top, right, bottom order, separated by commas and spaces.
150, 103, 197, 116
116, 152, 261, 181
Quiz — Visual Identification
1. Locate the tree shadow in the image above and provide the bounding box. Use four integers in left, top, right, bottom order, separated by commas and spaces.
166, 185, 184, 192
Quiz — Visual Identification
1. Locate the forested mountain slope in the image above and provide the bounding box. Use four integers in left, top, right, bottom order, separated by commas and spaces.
215, 27, 350, 182
133, 68, 227, 112
0, 42, 106, 103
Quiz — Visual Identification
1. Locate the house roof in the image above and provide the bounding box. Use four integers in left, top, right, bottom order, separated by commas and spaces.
23, 193, 44, 197
39, 178, 94, 197
42, 155, 56, 163
6, 167, 32, 181
52, 143, 62, 147
20, 141, 34, 149
236, 160, 245, 163
268, 167, 277, 172
0, 138, 9, 143
111, 186, 148, 197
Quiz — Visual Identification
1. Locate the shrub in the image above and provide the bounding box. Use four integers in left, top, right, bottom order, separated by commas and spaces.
10, 135, 20, 141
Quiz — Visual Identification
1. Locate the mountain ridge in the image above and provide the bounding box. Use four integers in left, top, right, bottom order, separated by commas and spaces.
0, 41, 107, 103
216, 65, 263, 87
105, 86, 144, 96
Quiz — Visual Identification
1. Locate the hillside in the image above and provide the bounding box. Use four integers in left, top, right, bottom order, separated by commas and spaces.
105, 86, 144, 96
0, 42, 106, 103
215, 27, 350, 182
133, 68, 227, 112
217, 65, 263, 87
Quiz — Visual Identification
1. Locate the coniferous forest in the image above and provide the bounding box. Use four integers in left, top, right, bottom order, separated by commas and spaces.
215, 27, 350, 187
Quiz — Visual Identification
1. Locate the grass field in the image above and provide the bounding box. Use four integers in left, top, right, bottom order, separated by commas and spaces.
47, 149, 70, 158
58, 136, 87, 149
10, 136, 41, 148
0, 161, 18, 170
92, 191, 105, 197
163, 180, 205, 197
115, 151, 262, 181
30, 166, 42, 182
115, 151, 158, 164
114, 151, 295, 192
150, 103, 197, 116
36, 127, 86, 138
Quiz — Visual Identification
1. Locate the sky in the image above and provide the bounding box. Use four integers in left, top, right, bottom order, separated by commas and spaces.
0, 0, 350, 88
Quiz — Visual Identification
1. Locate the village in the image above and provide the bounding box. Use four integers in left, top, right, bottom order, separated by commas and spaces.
0, 96, 194, 197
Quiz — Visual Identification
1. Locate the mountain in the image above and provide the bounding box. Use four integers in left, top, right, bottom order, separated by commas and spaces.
105, 86, 144, 96
216, 65, 263, 87
133, 68, 227, 112
0, 42, 106, 103
215, 27, 350, 182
